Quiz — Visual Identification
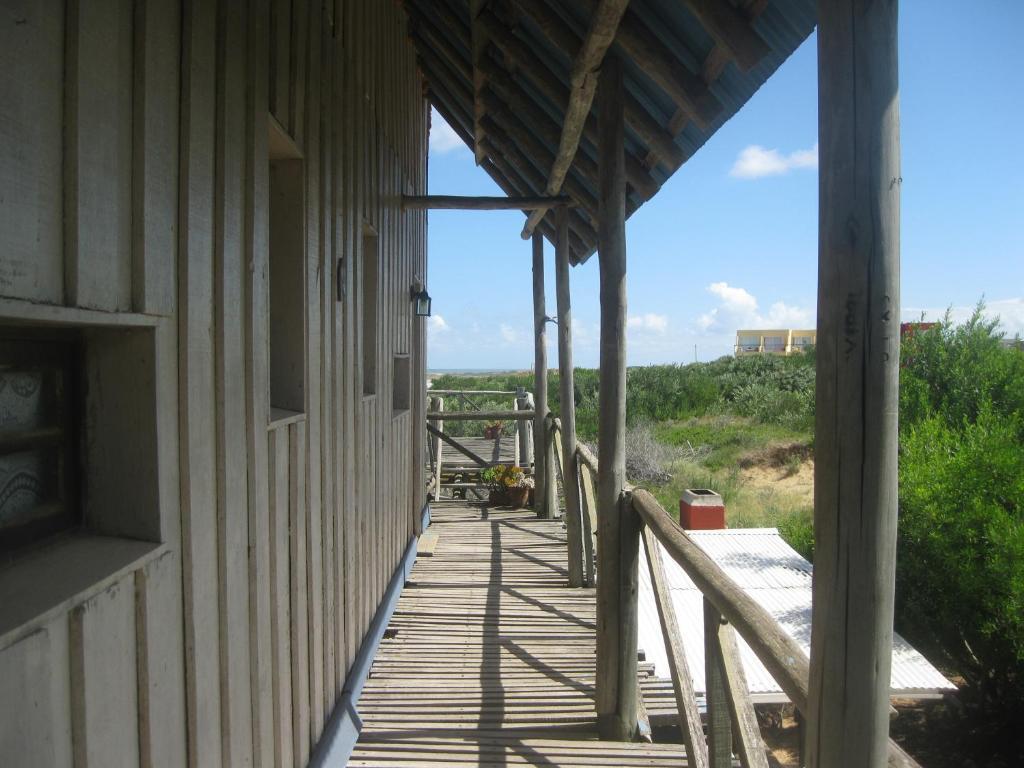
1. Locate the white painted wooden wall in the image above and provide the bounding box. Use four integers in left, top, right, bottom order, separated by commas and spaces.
0, 0, 429, 765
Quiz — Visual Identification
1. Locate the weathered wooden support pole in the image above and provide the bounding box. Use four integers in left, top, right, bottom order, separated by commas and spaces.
809, 1, 902, 766
595, 55, 636, 741
521, 0, 630, 239
515, 388, 531, 467
432, 397, 445, 496
555, 207, 585, 586
704, 599, 734, 768
532, 232, 556, 518
578, 461, 597, 586
642, 527, 709, 768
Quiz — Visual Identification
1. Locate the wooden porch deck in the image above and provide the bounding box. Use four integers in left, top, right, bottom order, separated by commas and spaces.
350, 499, 690, 766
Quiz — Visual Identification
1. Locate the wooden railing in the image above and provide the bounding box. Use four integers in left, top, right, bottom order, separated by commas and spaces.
632, 490, 920, 768
544, 423, 920, 767
424, 389, 537, 500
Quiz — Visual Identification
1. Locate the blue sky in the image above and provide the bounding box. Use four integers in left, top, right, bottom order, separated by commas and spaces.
425, 2, 1024, 369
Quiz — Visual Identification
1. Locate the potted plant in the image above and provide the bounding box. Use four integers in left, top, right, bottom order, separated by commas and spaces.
481, 464, 534, 507
483, 420, 504, 439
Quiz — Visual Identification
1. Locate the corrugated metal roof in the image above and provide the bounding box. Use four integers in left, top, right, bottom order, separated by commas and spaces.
404, 0, 817, 263
638, 528, 956, 702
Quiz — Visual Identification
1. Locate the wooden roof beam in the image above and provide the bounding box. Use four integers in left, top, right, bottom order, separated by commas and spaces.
681, 0, 771, 72
478, 56, 658, 201
402, 195, 572, 210
414, 41, 473, 107
575, 0, 723, 129
478, 156, 562, 240
477, 8, 680, 170
482, 138, 595, 251
480, 121, 599, 245
406, 4, 473, 85
479, 89, 600, 225
483, 160, 583, 256
470, 1, 489, 164
520, 0, 630, 239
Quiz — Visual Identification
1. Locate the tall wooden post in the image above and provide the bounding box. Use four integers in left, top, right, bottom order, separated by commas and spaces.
555, 205, 584, 587
431, 397, 444, 496
516, 388, 533, 467
532, 232, 556, 519
595, 55, 636, 741
809, 1, 901, 766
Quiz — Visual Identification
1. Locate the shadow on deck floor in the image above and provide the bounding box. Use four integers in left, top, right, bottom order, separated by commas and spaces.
350, 499, 689, 766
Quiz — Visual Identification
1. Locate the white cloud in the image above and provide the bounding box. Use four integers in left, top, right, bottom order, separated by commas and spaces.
730, 142, 818, 179
698, 282, 813, 334
428, 314, 449, 334
499, 323, 521, 344
429, 108, 467, 155
627, 313, 668, 333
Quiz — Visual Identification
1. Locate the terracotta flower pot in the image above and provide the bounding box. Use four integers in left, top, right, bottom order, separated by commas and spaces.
483, 425, 501, 439
505, 486, 530, 508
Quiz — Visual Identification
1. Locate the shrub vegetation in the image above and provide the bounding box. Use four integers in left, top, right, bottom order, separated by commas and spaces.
433, 312, 1024, 758
896, 309, 1024, 760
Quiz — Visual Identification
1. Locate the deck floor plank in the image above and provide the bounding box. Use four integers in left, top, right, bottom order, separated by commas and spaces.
351, 500, 689, 765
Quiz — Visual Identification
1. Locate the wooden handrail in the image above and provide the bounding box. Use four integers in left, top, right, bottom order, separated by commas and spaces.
629, 488, 920, 768
426, 410, 535, 421
575, 442, 599, 473
427, 389, 519, 396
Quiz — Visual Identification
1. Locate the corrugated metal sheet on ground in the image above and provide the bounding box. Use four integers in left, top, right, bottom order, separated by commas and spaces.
638, 528, 956, 702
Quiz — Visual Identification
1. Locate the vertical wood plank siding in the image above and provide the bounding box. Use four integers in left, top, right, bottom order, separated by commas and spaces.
0, 0, 428, 765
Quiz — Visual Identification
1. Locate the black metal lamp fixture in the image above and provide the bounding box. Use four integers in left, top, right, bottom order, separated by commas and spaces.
411, 277, 432, 317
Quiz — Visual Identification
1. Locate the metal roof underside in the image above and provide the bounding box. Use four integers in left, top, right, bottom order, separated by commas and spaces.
403, 0, 816, 263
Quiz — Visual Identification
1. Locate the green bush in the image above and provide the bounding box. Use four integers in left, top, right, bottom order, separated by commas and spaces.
896, 309, 1024, 754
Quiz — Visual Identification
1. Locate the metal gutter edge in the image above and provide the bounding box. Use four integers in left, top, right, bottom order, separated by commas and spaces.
309, 501, 431, 766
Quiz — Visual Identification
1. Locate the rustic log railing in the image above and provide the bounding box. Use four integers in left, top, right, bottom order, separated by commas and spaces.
425, 390, 538, 498
539, 429, 920, 767
629, 489, 921, 768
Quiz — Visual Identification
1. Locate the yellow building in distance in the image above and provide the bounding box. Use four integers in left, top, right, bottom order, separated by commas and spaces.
735, 329, 817, 356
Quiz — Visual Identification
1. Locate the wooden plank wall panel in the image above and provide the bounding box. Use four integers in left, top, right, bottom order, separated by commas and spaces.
268, 427, 294, 768
270, 0, 291, 129
338, 0, 361, 675
289, 420, 311, 766
0, 620, 72, 767
70, 578, 139, 768
65, 0, 134, 311
244, 6, 275, 767
214, 0, 254, 763
178, 0, 223, 764
300, 0, 328, 741
0, 0, 64, 303
0, 2, 427, 766
132, 0, 181, 315
136, 552, 188, 768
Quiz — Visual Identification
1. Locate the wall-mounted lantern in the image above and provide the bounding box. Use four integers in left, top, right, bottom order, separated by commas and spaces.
411, 277, 432, 317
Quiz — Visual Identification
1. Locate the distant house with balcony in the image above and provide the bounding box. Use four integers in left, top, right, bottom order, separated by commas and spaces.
735, 329, 817, 356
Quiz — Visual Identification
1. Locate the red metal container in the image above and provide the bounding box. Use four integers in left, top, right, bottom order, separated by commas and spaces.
679, 488, 725, 530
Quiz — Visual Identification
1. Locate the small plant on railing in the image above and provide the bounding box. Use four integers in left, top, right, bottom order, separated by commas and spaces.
481, 464, 534, 507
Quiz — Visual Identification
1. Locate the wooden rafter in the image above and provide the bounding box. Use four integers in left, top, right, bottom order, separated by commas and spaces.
402, 194, 571, 210
575, 0, 723, 129
482, 149, 590, 257
479, 90, 600, 224
477, 8, 679, 169
478, 56, 659, 201
681, 0, 770, 72
520, 0, 629, 240
470, 0, 489, 164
